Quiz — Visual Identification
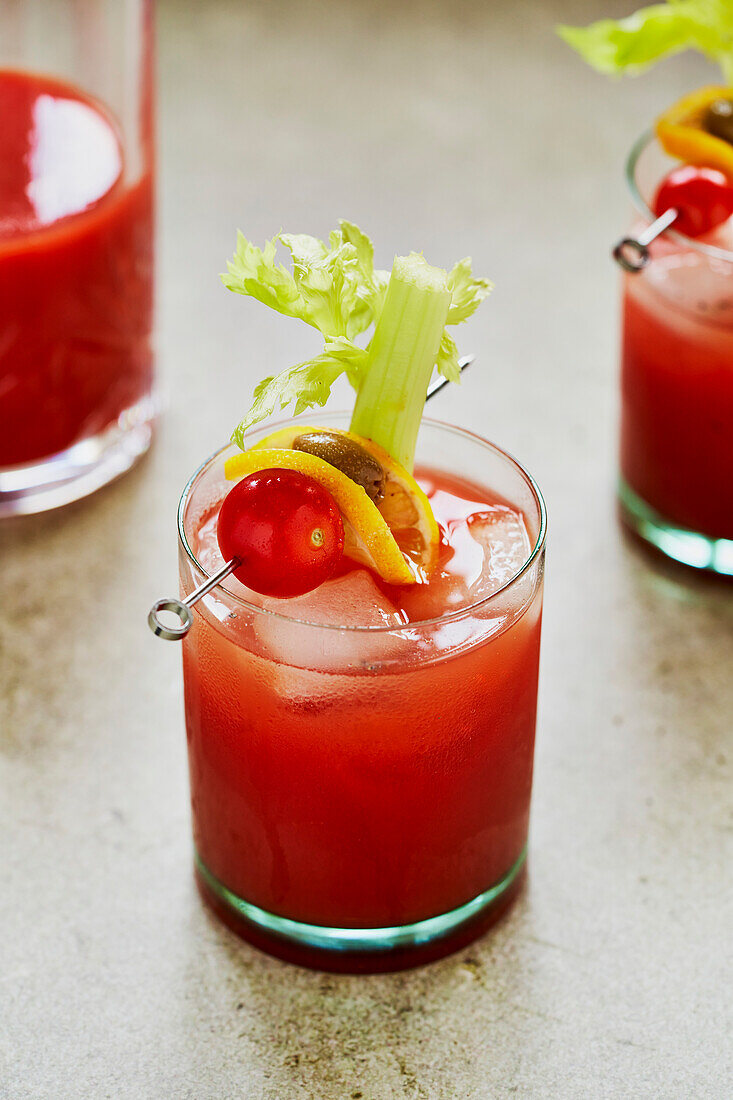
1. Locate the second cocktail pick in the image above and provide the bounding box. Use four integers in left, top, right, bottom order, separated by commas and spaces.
612, 164, 733, 273
613, 206, 678, 273
148, 354, 475, 641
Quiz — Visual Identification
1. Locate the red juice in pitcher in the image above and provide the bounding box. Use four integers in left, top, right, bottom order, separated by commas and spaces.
0, 70, 154, 468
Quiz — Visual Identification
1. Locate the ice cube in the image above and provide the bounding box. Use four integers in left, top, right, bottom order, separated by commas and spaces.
395, 505, 532, 626
413, 507, 538, 653
641, 249, 733, 330
261, 569, 404, 629
467, 506, 531, 596
253, 568, 408, 672
194, 509, 223, 576
464, 506, 539, 630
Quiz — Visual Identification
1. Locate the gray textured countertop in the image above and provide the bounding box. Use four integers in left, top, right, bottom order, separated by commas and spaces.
2, 2, 731, 1096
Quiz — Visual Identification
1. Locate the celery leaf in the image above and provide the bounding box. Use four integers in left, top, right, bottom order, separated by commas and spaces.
447, 258, 493, 324
222, 233, 304, 322
436, 331, 462, 384
558, 1, 733, 81
223, 225, 385, 341
224, 223, 492, 449
232, 337, 368, 449
436, 259, 492, 381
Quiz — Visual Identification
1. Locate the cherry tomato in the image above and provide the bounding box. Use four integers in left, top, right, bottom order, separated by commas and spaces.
653, 165, 733, 238
217, 468, 344, 598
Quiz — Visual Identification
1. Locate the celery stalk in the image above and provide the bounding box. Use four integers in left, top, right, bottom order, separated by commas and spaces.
226, 224, 490, 448
349, 254, 450, 472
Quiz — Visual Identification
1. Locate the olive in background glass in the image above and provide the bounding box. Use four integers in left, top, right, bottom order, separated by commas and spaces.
703, 98, 733, 147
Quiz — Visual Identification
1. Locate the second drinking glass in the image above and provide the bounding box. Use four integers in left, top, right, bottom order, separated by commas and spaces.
618, 133, 733, 575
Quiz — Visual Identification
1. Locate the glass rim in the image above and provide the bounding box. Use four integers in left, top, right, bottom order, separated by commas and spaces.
626, 130, 733, 263
177, 414, 547, 635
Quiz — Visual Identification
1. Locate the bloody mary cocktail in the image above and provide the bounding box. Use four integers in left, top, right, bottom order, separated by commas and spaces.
178, 419, 545, 970
559, 7, 733, 573
618, 134, 733, 572
147, 221, 546, 969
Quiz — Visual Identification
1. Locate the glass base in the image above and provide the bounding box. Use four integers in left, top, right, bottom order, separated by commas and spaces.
618, 478, 733, 576
195, 846, 527, 973
0, 395, 157, 517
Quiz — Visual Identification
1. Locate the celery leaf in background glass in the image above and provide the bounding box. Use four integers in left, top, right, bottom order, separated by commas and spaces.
558, 1, 733, 83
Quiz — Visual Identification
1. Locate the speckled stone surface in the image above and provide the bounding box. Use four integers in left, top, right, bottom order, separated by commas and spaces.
1, 1, 732, 1096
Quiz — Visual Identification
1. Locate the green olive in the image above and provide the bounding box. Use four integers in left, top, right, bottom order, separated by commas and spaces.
703, 98, 733, 146
293, 430, 385, 502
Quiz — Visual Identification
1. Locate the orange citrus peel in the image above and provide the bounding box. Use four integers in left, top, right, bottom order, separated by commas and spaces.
656, 85, 733, 178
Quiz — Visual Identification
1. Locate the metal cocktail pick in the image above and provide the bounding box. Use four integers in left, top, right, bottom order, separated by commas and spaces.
426, 352, 474, 399
148, 559, 239, 641
612, 206, 678, 273
148, 353, 475, 641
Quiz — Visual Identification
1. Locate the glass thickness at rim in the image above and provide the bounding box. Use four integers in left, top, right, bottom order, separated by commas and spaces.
177, 414, 547, 635
626, 131, 733, 263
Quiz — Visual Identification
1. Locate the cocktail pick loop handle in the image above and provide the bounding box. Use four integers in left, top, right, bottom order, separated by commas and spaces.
149, 352, 476, 641
148, 558, 238, 640
612, 206, 678, 273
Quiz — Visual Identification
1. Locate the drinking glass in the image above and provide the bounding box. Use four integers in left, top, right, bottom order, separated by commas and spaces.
618, 133, 733, 574
177, 414, 546, 971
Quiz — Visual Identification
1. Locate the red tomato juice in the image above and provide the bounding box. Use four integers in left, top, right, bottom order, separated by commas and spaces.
620, 264, 733, 540
0, 69, 153, 467
181, 465, 543, 945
